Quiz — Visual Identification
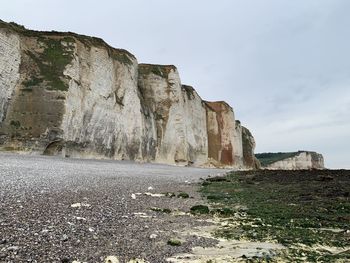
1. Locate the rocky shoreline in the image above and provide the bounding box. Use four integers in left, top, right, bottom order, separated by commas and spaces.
0, 153, 226, 263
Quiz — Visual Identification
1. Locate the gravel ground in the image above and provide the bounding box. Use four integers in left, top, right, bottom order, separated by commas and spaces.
0, 153, 228, 263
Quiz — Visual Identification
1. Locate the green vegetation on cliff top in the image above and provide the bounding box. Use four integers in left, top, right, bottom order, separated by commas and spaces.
139, 64, 177, 78
255, 151, 301, 166
0, 20, 134, 67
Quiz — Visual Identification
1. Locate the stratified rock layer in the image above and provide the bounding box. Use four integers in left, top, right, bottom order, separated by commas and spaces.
0, 20, 258, 169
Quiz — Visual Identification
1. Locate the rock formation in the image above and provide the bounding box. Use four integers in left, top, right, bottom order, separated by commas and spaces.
0, 20, 259, 168
255, 151, 324, 170
242, 125, 261, 169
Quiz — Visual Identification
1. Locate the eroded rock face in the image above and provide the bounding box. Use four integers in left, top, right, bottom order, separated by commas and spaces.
205, 102, 242, 168
242, 125, 261, 169
0, 30, 20, 124
60, 41, 153, 161
138, 64, 208, 165
0, 20, 258, 169
0, 22, 151, 161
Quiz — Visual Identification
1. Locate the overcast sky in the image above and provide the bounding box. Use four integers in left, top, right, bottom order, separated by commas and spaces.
2, 0, 350, 168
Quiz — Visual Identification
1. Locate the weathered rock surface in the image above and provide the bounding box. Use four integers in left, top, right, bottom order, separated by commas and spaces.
0, 20, 258, 168
256, 151, 325, 170
205, 102, 240, 168
138, 65, 208, 166
241, 125, 261, 169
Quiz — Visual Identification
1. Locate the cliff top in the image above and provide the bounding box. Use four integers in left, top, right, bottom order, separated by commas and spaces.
0, 19, 136, 62
255, 152, 300, 166
255, 151, 321, 166
181, 85, 203, 101
204, 101, 233, 112
139, 63, 178, 78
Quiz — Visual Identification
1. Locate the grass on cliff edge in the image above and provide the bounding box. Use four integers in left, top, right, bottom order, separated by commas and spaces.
1, 20, 135, 67
255, 152, 300, 166
200, 170, 350, 262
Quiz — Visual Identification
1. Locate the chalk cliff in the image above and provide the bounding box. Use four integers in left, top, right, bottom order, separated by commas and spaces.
256, 151, 324, 170
138, 65, 208, 166
0, 20, 258, 168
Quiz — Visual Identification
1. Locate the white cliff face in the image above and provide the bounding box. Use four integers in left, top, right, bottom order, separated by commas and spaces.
233, 121, 244, 167
0, 30, 20, 124
0, 20, 261, 169
138, 65, 208, 166
266, 152, 324, 170
157, 68, 187, 163
242, 126, 260, 169
181, 86, 208, 165
61, 42, 155, 160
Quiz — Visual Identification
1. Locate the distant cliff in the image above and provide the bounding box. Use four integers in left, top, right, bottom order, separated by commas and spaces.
256, 151, 324, 170
0, 20, 260, 168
